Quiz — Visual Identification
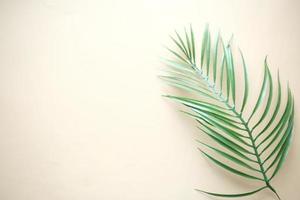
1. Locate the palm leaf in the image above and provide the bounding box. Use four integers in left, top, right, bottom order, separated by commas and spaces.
161, 25, 294, 200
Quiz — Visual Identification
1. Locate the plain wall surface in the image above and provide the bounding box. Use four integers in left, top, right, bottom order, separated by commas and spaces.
0, 0, 299, 199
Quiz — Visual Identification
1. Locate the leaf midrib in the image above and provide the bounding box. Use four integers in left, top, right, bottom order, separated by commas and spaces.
231, 109, 269, 183
191, 64, 269, 184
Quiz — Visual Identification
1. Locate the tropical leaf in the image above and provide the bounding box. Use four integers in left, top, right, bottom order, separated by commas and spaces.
161, 25, 294, 200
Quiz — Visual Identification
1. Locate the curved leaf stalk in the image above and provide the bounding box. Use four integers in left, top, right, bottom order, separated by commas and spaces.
191, 61, 281, 200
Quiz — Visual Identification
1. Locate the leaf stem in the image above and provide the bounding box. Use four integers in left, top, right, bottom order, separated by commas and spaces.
267, 183, 281, 200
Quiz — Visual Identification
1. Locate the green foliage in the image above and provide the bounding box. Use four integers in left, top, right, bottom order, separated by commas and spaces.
161, 25, 294, 199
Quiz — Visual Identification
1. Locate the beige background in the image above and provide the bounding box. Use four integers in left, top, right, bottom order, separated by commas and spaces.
0, 0, 299, 199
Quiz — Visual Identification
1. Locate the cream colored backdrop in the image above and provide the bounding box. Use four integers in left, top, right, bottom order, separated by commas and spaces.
0, 0, 299, 199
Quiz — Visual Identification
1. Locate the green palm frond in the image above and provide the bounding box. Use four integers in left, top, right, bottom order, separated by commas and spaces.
160, 25, 294, 200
